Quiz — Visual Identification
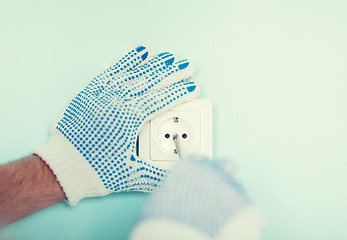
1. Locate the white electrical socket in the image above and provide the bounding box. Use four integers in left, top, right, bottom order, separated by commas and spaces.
137, 99, 213, 170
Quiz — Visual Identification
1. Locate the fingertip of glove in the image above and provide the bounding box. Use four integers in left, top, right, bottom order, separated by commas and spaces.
136, 43, 153, 53
141, 51, 149, 61
183, 82, 200, 97
187, 85, 197, 92
164, 56, 175, 67
178, 61, 189, 70
136, 46, 146, 52
136, 43, 156, 62
177, 59, 196, 79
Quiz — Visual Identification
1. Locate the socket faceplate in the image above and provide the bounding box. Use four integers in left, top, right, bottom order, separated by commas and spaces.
138, 99, 212, 170
152, 111, 200, 159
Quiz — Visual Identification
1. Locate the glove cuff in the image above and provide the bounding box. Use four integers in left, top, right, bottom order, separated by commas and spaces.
33, 128, 110, 205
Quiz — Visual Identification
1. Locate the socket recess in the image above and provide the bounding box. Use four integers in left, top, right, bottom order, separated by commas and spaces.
137, 99, 213, 170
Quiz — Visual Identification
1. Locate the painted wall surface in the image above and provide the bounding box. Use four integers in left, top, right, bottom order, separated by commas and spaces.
0, 1, 346, 239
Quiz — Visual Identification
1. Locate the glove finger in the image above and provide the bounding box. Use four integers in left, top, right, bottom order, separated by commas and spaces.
136, 81, 200, 122
150, 59, 195, 90
121, 59, 195, 100
106, 52, 175, 91
92, 44, 155, 87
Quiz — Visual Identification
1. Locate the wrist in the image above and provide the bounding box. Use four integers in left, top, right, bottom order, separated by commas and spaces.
33, 129, 110, 205
31, 154, 66, 201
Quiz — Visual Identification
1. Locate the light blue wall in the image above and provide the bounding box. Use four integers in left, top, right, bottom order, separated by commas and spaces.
1, 1, 346, 239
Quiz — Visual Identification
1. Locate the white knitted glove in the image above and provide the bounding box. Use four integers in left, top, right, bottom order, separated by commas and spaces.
33, 45, 198, 205
130, 156, 265, 240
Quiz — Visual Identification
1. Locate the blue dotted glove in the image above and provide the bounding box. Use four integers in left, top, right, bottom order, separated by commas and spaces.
130, 156, 265, 240
33, 45, 199, 205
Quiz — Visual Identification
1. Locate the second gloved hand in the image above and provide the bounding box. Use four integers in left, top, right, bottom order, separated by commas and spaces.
34, 45, 199, 205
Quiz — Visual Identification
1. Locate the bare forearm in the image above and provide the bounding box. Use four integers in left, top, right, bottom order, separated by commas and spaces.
0, 155, 66, 228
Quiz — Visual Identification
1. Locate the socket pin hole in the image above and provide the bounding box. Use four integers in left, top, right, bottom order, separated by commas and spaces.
182, 133, 187, 139
165, 133, 170, 139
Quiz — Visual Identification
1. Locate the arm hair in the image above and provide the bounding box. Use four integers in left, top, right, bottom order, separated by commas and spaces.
0, 155, 66, 228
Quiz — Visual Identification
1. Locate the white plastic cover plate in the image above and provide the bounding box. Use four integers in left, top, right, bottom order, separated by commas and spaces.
137, 99, 213, 170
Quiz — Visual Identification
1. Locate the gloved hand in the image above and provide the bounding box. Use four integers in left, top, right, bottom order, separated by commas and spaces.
33, 45, 198, 205
130, 156, 265, 240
